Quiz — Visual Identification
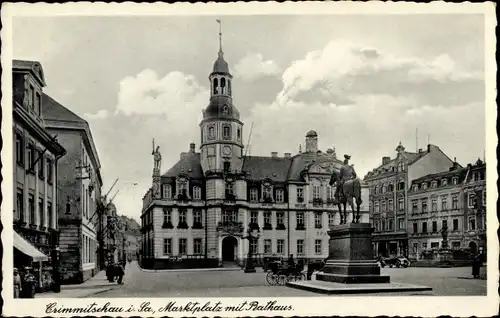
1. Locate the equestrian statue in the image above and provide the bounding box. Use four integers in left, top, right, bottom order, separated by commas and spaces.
329, 154, 363, 224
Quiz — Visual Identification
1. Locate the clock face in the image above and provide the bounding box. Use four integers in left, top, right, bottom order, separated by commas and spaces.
222, 146, 232, 156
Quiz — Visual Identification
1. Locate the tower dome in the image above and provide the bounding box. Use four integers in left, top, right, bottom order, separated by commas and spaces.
213, 52, 230, 74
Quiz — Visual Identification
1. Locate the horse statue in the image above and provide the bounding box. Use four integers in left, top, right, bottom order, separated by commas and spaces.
329, 169, 363, 224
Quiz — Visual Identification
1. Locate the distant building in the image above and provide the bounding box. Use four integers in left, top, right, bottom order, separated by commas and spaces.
140, 36, 369, 270
12, 60, 66, 286
42, 94, 103, 283
407, 161, 466, 259
363, 142, 456, 257
462, 159, 486, 254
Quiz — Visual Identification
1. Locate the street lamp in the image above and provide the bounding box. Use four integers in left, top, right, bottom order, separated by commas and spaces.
243, 228, 260, 273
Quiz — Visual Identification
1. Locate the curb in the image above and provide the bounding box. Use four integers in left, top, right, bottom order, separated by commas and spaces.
81, 287, 115, 298
138, 267, 243, 273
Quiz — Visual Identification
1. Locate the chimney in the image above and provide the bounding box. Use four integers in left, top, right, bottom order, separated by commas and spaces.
427, 144, 431, 152
189, 143, 195, 153
418, 148, 423, 153
271, 152, 278, 158
284, 153, 291, 158
382, 156, 390, 165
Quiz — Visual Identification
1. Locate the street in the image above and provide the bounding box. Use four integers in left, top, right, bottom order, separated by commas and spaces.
79, 262, 486, 298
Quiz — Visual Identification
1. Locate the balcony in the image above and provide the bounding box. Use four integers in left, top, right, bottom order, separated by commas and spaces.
216, 221, 244, 234
312, 198, 323, 207
225, 192, 237, 202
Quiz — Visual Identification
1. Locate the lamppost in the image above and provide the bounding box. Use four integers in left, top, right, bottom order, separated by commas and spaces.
243, 228, 260, 273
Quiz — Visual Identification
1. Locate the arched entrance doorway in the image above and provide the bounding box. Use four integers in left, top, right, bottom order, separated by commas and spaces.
469, 241, 477, 254
222, 236, 238, 262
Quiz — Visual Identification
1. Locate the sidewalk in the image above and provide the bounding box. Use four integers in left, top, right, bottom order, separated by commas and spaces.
37, 270, 120, 298
139, 266, 243, 273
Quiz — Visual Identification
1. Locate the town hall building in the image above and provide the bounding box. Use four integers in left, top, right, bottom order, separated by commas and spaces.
140, 35, 369, 270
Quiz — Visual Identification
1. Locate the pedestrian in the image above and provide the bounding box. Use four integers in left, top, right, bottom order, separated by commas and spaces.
106, 262, 114, 283
472, 253, 482, 278
21, 267, 36, 298
13, 268, 22, 298
117, 262, 125, 285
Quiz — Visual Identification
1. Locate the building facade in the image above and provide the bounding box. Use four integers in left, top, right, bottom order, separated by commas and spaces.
12, 60, 66, 285
363, 143, 455, 258
407, 162, 467, 260
140, 40, 370, 270
462, 159, 486, 255
41, 94, 103, 283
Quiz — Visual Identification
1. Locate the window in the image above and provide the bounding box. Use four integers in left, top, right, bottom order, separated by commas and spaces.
388, 184, 394, 192
452, 196, 458, 210
264, 239, 272, 254
277, 239, 284, 254
66, 197, 71, 214
28, 84, 34, 108
250, 211, 258, 224
453, 219, 459, 231
314, 240, 322, 255
16, 188, 24, 222
276, 189, 284, 203
47, 159, 53, 183
208, 126, 215, 138
441, 197, 448, 210
264, 211, 271, 225
452, 177, 458, 185
163, 238, 172, 255
312, 185, 321, 199
223, 161, 231, 173
431, 242, 439, 249
432, 221, 437, 233
432, 200, 437, 212
482, 190, 486, 205
222, 210, 237, 223
250, 189, 258, 202
452, 242, 461, 249
422, 242, 427, 249
296, 212, 304, 228
468, 193, 475, 207
179, 210, 187, 223
223, 125, 231, 139
398, 218, 404, 230
328, 213, 335, 228
374, 221, 379, 231
213, 78, 218, 94
194, 238, 202, 255
193, 209, 202, 225
276, 212, 284, 226
327, 186, 334, 200
442, 179, 448, 186
250, 240, 258, 254
314, 212, 322, 228
421, 201, 428, 213
225, 182, 234, 198
413, 243, 418, 253
382, 185, 387, 193
374, 202, 380, 213
431, 181, 437, 188
47, 201, 52, 228
38, 198, 44, 226
388, 199, 393, 211
297, 240, 304, 255
15, 133, 24, 165
27, 144, 35, 170
422, 222, 427, 233
36, 153, 44, 178
441, 219, 447, 230
179, 238, 187, 255
413, 184, 418, 192
398, 181, 405, 191
296, 187, 304, 201
163, 208, 172, 224
469, 217, 476, 230
382, 220, 385, 230
381, 201, 386, 212
422, 183, 427, 190
262, 185, 273, 200
374, 185, 378, 195
163, 185, 172, 199
29, 194, 35, 225
177, 182, 188, 196
389, 219, 394, 230
413, 222, 418, 233
398, 198, 404, 211
237, 128, 241, 140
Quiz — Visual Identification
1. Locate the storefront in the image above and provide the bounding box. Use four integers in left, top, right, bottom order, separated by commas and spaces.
14, 231, 50, 292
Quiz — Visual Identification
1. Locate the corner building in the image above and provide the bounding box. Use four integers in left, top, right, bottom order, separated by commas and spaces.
140, 42, 370, 269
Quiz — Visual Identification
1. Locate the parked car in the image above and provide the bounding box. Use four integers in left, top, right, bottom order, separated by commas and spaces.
381, 256, 410, 268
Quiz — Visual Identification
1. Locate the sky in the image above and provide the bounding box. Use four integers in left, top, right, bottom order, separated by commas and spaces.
12, 14, 486, 222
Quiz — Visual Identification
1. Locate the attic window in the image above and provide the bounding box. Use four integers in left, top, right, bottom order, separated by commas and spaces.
442, 179, 448, 187
452, 177, 458, 185
431, 181, 438, 188
422, 183, 427, 190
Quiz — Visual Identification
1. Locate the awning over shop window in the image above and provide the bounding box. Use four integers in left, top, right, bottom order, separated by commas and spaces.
14, 232, 49, 262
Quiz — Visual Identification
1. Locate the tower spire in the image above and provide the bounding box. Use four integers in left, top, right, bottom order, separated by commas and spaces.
216, 19, 223, 56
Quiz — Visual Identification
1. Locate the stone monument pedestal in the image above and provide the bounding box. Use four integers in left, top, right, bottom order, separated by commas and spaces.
287, 222, 432, 294
317, 223, 390, 284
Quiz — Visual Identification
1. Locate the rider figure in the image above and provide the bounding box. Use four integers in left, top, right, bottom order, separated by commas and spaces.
335, 155, 357, 201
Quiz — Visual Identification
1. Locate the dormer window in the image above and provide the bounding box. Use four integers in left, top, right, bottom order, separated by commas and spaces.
262, 184, 273, 202
176, 180, 188, 198
193, 186, 201, 200
276, 189, 284, 203
413, 184, 418, 192
208, 126, 215, 139
374, 185, 378, 195
442, 179, 448, 187
452, 177, 458, 185
28, 84, 34, 109
250, 188, 258, 202
162, 185, 172, 199
422, 183, 427, 190
431, 181, 438, 188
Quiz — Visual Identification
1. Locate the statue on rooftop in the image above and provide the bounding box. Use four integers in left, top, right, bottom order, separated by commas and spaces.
152, 138, 162, 171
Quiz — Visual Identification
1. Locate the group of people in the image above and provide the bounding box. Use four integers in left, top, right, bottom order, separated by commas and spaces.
106, 260, 126, 284
13, 267, 36, 298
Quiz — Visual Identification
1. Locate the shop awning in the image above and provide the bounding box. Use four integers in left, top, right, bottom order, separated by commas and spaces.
14, 232, 49, 262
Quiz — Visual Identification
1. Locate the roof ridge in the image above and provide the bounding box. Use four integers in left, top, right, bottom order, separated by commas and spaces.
42, 93, 87, 124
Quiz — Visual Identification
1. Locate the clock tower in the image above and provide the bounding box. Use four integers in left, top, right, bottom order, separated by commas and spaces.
200, 21, 244, 175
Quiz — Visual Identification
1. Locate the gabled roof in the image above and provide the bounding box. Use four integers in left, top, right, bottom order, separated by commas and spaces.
13, 59, 46, 86
242, 156, 292, 182
162, 152, 204, 179
42, 93, 86, 124
364, 150, 428, 180
411, 166, 467, 185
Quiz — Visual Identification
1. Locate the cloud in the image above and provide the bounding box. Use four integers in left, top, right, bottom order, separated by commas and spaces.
276, 40, 483, 107
84, 109, 109, 119
233, 53, 281, 82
